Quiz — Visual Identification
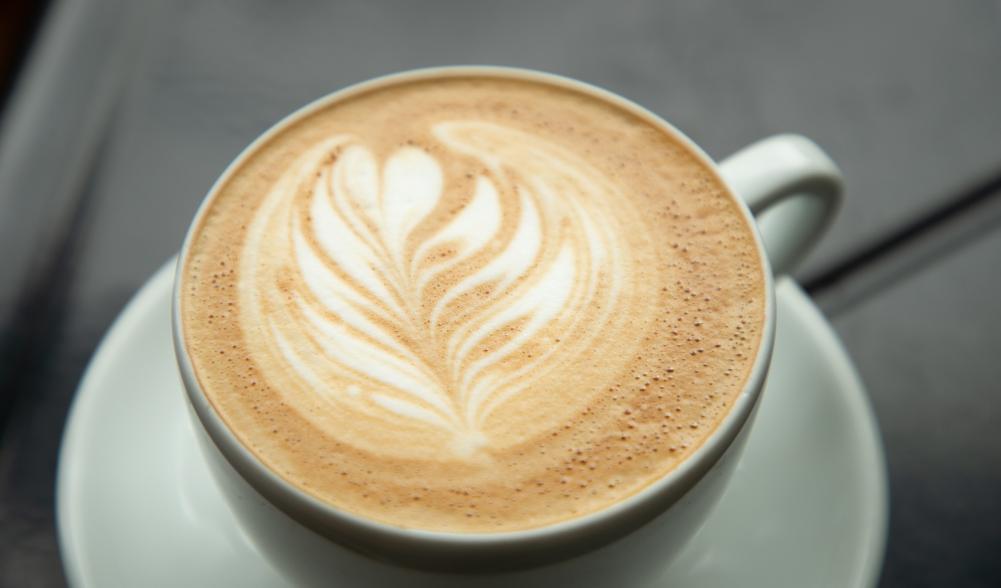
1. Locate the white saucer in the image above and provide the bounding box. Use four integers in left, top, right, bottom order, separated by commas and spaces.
57, 260, 888, 587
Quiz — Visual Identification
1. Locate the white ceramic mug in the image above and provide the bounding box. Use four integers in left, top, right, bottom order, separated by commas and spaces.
172, 66, 842, 587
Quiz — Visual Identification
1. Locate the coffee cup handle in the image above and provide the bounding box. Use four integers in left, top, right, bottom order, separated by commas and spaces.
718, 135, 843, 276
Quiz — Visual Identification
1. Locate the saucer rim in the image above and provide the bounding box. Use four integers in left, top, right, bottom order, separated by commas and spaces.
778, 277, 888, 587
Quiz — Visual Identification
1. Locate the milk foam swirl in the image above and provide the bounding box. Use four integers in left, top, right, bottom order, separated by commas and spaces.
240, 121, 628, 456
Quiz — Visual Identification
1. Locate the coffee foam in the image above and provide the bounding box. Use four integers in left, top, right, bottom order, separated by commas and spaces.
181, 75, 765, 532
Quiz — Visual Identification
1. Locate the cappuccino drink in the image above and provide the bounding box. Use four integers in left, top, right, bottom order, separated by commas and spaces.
179, 74, 765, 533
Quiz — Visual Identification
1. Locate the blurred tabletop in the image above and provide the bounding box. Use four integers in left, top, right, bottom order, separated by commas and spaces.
1, 1, 1000, 586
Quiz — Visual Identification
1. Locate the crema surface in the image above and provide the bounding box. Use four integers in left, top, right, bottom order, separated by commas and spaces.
180, 75, 765, 532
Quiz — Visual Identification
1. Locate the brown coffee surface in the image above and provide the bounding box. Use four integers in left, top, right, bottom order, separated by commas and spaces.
180, 73, 765, 533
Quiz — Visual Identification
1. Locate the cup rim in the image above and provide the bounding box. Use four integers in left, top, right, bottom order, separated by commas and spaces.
172, 65, 776, 560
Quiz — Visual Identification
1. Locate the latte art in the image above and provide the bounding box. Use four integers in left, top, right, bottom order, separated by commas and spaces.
181, 75, 765, 532
244, 121, 627, 457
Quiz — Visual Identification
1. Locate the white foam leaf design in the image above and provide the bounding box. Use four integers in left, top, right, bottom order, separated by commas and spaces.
241, 121, 625, 455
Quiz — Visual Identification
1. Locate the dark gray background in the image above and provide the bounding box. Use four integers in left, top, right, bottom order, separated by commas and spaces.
1, 0, 1000, 586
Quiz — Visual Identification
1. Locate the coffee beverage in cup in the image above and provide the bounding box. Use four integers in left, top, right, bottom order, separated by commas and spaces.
179, 74, 765, 534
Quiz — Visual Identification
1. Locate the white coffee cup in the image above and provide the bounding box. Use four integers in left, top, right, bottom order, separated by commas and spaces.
173, 66, 841, 587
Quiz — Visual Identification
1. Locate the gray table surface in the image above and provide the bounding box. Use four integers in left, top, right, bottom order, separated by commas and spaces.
1, 0, 999, 586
